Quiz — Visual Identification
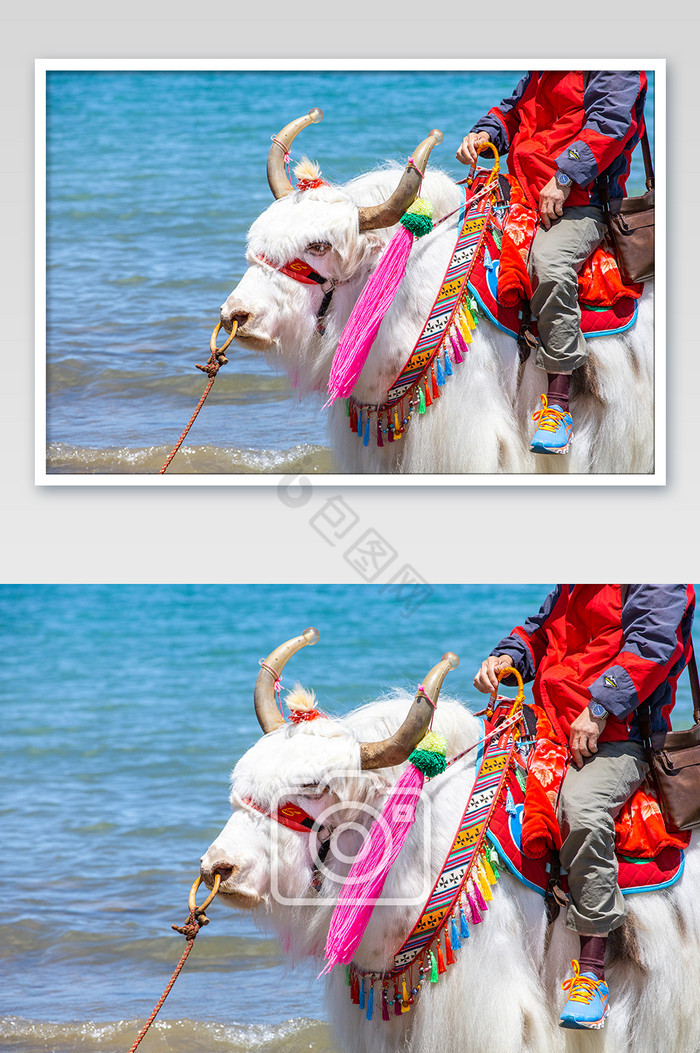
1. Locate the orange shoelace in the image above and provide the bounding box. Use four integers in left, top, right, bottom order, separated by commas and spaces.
531, 393, 570, 433
561, 959, 607, 1004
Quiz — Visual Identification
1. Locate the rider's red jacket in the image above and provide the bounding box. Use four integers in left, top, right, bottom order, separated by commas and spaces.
471, 70, 648, 210
492, 585, 695, 747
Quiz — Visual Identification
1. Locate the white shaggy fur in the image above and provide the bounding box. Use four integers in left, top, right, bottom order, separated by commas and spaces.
202, 696, 700, 1053
221, 166, 654, 474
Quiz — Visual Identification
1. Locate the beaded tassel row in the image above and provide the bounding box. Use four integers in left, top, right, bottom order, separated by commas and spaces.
346, 292, 480, 444
347, 843, 500, 1020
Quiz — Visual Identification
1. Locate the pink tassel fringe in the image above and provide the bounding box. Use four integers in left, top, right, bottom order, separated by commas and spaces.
473, 881, 487, 912
467, 891, 482, 923
324, 226, 414, 407
451, 326, 469, 362
322, 763, 424, 973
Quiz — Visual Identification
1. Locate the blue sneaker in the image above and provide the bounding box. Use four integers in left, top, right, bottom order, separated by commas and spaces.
559, 960, 610, 1030
530, 394, 573, 454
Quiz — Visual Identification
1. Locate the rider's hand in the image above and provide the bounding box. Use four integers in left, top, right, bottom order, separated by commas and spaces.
538, 176, 571, 229
457, 131, 491, 166
474, 654, 516, 694
569, 705, 608, 769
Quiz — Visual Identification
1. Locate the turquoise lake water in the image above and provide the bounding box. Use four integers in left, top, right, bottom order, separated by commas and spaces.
43, 68, 655, 475
0, 583, 688, 1052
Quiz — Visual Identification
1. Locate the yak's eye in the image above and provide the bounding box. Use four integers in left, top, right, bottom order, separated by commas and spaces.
306, 242, 331, 257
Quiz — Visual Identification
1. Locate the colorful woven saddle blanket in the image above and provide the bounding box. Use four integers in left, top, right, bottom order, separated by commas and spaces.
468, 216, 642, 343
487, 757, 687, 898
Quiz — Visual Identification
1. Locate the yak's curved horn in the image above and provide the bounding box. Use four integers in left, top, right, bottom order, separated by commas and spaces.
254, 626, 320, 733
357, 128, 444, 232
359, 651, 459, 770
267, 108, 324, 200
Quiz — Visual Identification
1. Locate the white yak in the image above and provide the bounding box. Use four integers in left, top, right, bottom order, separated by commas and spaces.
201, 630, 700, 1053
220, 110, 654, 475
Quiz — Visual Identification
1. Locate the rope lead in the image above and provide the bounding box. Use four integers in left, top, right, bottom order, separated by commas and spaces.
125, 874, 220, 1052
159, 322, 237, 475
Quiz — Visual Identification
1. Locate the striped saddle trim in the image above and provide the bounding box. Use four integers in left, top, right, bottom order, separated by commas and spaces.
392, 721, 514, 972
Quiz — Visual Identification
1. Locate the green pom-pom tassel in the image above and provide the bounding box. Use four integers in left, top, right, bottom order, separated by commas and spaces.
409, 731, 447, 778
400, 197, 433, 239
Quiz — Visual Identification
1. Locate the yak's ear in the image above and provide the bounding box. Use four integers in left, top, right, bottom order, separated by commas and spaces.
349, 227, 386, 270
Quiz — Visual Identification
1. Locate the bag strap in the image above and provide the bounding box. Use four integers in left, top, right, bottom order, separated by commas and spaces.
640, 127, 654, 192
687, 645, 700, 724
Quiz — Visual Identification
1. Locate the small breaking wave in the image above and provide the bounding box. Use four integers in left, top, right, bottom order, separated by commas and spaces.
0, 1016, 337, 1053
45, 443, 337, 475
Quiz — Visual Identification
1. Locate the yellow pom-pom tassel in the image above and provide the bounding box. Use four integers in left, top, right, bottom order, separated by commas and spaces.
415, 731, 447, 754
407, 197, 432, 218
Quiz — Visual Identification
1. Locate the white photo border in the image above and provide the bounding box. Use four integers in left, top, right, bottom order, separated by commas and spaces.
35, 58, 665, 488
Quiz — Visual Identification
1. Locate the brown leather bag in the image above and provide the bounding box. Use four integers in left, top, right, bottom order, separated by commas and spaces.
598, 128, 654, 284
639, 647, 700, 832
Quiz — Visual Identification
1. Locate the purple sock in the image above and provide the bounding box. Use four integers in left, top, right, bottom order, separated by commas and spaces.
578, 934, 607, 980
546, 372, 571, 411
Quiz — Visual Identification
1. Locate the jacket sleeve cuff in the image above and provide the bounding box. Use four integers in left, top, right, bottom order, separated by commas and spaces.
555, 140, 599, 188
470, 114, 510, 156
491, 640, 536, 683
588, 664, 638, 719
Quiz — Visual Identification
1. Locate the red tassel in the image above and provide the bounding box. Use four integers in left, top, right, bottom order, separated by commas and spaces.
376, 416, 384, 447
351, 973, 360, 1004
424, 382, 433, 407
445, 928, 455, 965
431, 368, 439, 399
394, 984, 401, 1015
437, 938, 446, 974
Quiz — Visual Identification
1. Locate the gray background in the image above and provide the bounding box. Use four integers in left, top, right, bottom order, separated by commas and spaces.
2, 5, 695, 584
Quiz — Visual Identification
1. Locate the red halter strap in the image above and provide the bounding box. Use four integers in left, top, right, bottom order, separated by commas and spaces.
242, 795, 320, 833
255, 254, 337, 335
256, 254, 328, 287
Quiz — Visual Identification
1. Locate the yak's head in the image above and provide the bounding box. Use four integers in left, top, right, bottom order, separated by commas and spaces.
219, 110, 444, 391
200, 627, 459, 949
